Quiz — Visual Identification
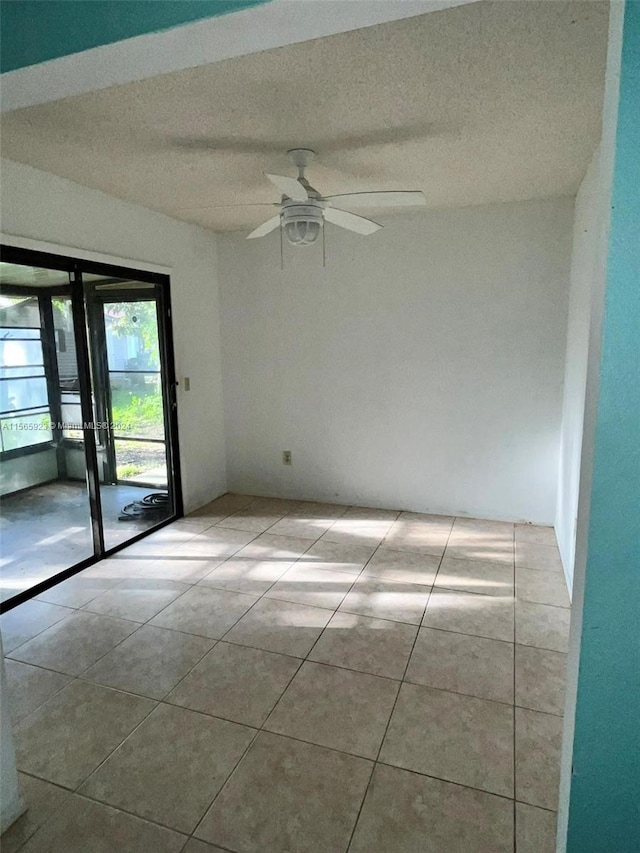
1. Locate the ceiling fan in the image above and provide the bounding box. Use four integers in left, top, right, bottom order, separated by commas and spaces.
249, 149, 426, 245
183, 149, 426, 246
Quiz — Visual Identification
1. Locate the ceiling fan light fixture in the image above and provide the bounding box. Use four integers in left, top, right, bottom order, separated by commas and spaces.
282, 204, 324, 246
284, 219, 322, 246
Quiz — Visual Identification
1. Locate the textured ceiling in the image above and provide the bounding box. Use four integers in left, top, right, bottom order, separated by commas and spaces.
0, 0, 608, 232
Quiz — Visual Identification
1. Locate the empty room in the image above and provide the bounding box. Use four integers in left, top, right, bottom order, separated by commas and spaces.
0, 2, 637, 852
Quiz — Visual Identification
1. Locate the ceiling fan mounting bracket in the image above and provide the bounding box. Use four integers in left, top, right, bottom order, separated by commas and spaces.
287, 148, 316, 171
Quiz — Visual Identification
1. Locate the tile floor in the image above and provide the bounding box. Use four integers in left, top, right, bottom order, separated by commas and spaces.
1, 493, 571, 852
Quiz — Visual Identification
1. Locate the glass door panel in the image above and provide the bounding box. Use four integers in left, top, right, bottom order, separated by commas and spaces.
89, 287, 175, 551
0, 270, 95, 602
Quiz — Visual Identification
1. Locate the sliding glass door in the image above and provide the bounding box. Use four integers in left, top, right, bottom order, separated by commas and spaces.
85, 278, 176, 550
0, 249, 181, 609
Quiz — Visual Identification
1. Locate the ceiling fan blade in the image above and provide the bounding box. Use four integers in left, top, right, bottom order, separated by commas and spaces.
323, 207, 382, 236
264, 173, 308, 202
324, 191, 426, 209
246, 215, 281, 240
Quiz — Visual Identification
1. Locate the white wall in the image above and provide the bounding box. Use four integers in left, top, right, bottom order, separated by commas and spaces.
0, 159, 226, 512
218, 197, 573, 523
555, 150, 610, 589
0, 451, 57, 498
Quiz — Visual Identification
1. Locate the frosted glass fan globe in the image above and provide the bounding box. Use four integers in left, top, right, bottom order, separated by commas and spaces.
284, 219, 322, 246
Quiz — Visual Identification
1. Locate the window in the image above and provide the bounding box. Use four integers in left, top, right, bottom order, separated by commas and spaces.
53, 297, 83, 439
0, 296, 52, 452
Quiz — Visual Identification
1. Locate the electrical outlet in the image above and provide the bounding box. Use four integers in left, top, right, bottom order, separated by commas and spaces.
183, 377, 191, 391
282, 450, 292, 466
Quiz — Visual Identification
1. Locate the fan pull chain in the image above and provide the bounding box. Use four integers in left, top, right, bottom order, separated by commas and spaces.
322, 223, 326, 268
280, 221, 284, 271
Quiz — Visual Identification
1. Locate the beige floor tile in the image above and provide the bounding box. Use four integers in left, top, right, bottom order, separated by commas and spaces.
406, 627, 514, 704
300, 539, 376, 575
264, 564, 355, 609
382, 519, 451, 556
329, 517, 394, 535
15, 680, 154, 788
166, 641, 301, 726
435, 556, 514, 597
5, 660, 71, 725
516, 567, 570, 607
266, 516, 332, 540
1, 600, 74, 653
451, 517, 514, 537
81, 578, 189, 622
144, 525, 203, 547
149, 586, 258, 639
1, 773, 72, 853
215, 508, 283, 533
19, 794, 185, 853
308, 611, 418, 679
249, 497, 302, 515
516, 802, 558, 853
195, 731, 372, 852
174, 528, 256, 559
339, 576, 432, 625
82, 625, 214, 699
444, 539, 514, 565
134, 554, 223, 584
285, 500, 349, 519
202, 493, 255, 514
181, 505, 227, 522
515, 645, 567, 715
8, 611, 138, 676
35, 571, 123, 610
422, 588, 514, 642
516, 707, 563, 810
343, 506, 400, 522
516, 600, 570, 652
167, 516, 219, 534
235, 532, 313, 561
320, 520, 391, 548
362, 547, 439, 586
223, 597, 333, 657
265, 661, 399, 759
111, 534, 182, 560
198, 556, 291, 595
397, 511, 454, 523
515, 524, 557, 547
516, 541, 563, 573
380, 682, 514, 797
350, 763, 514, 853
446, 519, 514, 565
81, 703, 254, 834
99, 553, 166, 575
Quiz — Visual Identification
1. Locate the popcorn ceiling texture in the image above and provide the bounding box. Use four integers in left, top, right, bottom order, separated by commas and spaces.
0, 0, 608, 232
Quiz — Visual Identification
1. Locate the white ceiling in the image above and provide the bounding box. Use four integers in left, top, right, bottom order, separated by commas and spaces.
0, 0, 609, 233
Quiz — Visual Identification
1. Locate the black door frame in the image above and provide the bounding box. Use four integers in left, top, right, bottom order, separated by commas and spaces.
88, 285, 173, 491
0, 244, 183, 614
